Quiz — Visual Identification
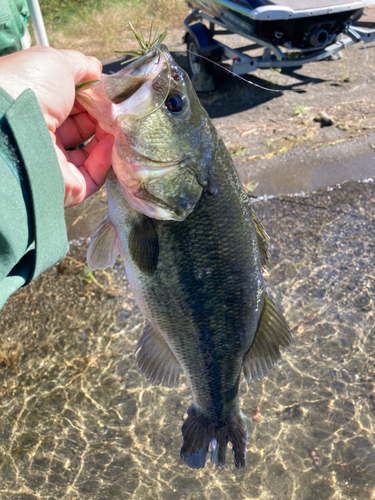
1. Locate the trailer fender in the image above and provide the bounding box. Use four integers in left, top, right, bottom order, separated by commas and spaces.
184, 23, 222, 59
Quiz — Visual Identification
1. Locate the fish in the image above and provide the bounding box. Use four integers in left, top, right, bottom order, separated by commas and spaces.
76, 45, 291, 470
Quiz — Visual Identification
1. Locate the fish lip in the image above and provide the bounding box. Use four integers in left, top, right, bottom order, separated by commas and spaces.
119, 46, 171, 78
121, 155, 188, 179
114, 155, 188, 186
124, 49, 159, 74
136, 154, 187, 169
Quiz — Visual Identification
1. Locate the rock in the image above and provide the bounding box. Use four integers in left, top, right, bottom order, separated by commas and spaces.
314, 111, 334, 126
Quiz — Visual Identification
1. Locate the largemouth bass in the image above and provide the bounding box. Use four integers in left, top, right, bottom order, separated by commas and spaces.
76, 46, 291, 469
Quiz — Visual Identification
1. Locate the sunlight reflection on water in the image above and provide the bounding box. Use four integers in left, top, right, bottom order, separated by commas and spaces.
0, 178, 374, 500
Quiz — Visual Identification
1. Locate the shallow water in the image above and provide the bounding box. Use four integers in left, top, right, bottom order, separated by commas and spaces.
0, 178, 374, 500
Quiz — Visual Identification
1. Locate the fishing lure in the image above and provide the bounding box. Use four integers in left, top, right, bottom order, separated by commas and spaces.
76, 22, 172, 119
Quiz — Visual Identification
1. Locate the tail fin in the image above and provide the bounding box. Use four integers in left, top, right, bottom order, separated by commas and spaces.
180, 405, 247, 469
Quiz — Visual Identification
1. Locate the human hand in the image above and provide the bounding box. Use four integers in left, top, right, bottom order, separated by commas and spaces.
0, 46, 114, 207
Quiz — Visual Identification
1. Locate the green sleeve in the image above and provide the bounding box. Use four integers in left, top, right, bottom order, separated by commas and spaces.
0, 87, 68, 309
0, 0, 29, 55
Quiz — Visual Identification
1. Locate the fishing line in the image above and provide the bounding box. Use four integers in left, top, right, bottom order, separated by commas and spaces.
186, 49, 304, 93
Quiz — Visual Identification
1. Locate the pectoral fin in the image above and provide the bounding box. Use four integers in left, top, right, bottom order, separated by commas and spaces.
243, 292, 291, 382
134, 321, 180, 388
129, 216, 159, 274
87, 216, 119, 270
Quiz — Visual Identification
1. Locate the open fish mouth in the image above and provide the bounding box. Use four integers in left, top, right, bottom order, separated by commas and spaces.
76, 43, 200, 221
75, 46, 171, 133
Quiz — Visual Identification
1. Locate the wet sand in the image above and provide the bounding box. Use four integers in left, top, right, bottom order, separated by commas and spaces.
0, 177, 374, 500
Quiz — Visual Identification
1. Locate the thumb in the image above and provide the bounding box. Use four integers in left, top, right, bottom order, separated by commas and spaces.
60, 49, 102, 86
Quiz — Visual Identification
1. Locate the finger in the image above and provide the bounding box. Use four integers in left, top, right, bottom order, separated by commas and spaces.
95, 123, 109, 142
70, 100, 88, 116
60, 49, 102, 87
53, 132, 89, 206
53, 146, 86, 207
78, 133, 114, 192
73, 123, 110, 148
58, 112, 96, 148
66, 131, 109, 166
63, 134, 114, 206
66, 148, 89, 168
55, 129, 70, 161
81, 134, 99, 155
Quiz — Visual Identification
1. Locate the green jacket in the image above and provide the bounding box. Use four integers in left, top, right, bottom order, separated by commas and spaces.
0, 87, 68, 309
0, 0, 29, 55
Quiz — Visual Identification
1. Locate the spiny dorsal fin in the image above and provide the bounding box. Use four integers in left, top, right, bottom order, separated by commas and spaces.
252, 209, 269, 269
87, 216, 119, 270
129, 216, 159, 275
134, 321, 180, 388
243, 292, 291, 382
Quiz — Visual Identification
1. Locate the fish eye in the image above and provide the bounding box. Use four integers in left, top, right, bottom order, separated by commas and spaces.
165, 92, 185, 113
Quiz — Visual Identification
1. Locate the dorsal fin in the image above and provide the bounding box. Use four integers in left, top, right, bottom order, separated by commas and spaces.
128, 215, 159, 275
134, 321, 180, 388
252, 209, 269, 269
243, 292, 291, 382
87, 216, 119, 270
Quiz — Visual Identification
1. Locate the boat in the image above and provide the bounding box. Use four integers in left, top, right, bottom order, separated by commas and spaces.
184, 0, 375, 75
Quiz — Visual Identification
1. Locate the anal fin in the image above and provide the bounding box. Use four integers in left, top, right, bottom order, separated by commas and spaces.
243, 292, 291, 382
87, 216, 119, 270
252, 209, 269, 269
134, 321, 180, 388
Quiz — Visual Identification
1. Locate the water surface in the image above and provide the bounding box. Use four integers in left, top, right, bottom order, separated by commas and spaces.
0, 178, 374, 500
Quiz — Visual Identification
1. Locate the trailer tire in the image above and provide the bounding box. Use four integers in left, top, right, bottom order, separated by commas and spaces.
186, 34, 215, 75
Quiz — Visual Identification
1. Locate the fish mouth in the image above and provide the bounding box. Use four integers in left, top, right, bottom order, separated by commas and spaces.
113, 48, 165, 79
122, 46, 172, 76
112, 148, 201, 222
122, 155, 188, 181
138, 154, 187, 169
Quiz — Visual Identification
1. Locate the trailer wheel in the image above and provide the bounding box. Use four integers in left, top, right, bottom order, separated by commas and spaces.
186, 35, 214, 75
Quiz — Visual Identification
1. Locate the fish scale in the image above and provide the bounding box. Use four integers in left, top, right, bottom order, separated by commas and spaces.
77, 43, 291, 469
